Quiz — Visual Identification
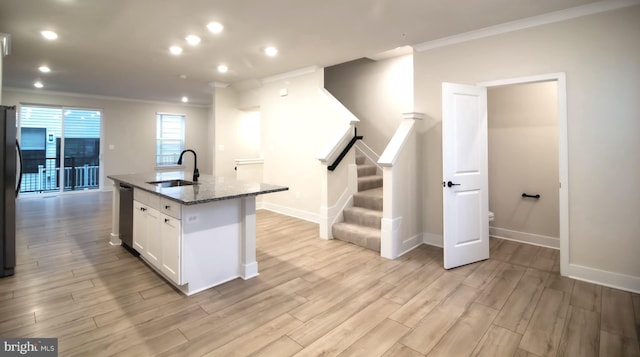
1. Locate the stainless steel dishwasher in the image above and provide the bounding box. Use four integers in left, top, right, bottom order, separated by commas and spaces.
118, 183, 138, 255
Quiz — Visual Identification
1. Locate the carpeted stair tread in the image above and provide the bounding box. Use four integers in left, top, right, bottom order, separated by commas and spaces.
332, 222, 381, 252
354, 187, 383, 211
343, 206, 382, 229
357, 164, 377, 177
358, 175, 383, 191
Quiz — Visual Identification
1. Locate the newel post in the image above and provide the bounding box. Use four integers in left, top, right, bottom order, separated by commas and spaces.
380, 112, 424, 259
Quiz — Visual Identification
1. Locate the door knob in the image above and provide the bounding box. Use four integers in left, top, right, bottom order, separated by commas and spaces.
447, 181, 461, 188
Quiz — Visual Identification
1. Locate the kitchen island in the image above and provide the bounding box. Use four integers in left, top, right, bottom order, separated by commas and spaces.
108, 171, 287, 295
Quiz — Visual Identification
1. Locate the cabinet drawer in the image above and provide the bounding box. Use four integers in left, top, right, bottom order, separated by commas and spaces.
134, 189, 160, 210
161, 198, 182, 219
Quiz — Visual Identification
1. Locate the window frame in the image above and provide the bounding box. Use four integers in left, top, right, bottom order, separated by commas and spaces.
155, 112, 186, 168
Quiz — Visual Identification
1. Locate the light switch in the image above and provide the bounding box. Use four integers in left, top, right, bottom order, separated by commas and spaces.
108, 144, 115, 150
279, 88, 288, 97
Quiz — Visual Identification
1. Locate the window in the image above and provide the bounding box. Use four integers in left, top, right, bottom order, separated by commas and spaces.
156, 113, 185, 166
18, 105, 102, 193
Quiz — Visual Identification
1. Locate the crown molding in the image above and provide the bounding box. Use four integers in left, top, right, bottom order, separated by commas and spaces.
261, 66, 320, 84
414, 0, 640, 52
209, 81, 230, 89
3, 87, 211, 108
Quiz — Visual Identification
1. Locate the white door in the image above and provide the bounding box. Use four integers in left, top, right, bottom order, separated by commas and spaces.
442, 82, 489, 269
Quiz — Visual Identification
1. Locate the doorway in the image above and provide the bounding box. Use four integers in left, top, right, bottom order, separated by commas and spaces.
487, 81, 560, 248
18, 105, 102, 195
479, 73, 568, 275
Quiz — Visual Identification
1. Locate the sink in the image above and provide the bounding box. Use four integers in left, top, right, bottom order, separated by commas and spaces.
147, 179, 197, 188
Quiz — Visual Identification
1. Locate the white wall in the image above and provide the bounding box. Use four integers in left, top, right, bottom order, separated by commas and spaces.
213, 87, 261, 178
241, 68, 346, 222
488, 82, 559, 242
414, 5, 640, 289
1, 89, 211, 188
324, 55, 413, 154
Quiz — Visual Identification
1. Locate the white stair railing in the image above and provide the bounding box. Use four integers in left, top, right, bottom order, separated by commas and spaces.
378, 112, 424, 259
317, 88, 360, 239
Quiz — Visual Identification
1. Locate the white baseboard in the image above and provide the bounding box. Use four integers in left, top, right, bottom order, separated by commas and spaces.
423, 233, 443, 248
259, 201, 319, 224
399, 234, 423, 256
567, 263, 640, 294
490, 227, 559, 249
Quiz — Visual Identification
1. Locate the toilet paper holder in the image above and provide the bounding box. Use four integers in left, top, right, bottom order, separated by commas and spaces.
522, 193, 541, 199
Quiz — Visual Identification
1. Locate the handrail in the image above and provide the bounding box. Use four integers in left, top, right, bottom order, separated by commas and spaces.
327, 128, 363, 171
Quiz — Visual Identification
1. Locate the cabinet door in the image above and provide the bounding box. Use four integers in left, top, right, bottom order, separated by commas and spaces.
132, 200, 146, 252
160, 214, 181, 285
144, 207, 161, 266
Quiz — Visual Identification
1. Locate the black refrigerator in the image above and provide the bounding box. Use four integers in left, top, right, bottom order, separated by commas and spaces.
1, 105, 21, 278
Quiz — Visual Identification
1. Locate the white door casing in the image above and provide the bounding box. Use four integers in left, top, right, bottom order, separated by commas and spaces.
442, 82, 489, 269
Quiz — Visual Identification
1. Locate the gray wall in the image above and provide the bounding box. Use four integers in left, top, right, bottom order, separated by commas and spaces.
415, 5, 640, 279
324, 55, 413, 155
1, 89, 212, 189
488, 82, 559, 240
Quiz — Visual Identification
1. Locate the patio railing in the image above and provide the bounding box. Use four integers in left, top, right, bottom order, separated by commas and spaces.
19, 157, 99, 193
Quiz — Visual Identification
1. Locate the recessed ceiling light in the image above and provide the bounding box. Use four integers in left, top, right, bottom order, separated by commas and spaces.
34, 81, 44, 88
185, 35, 201, 46
206, 22, 224, 34
41, 30, 58, 40
264, 46, 278, 57
181, 96, 189, 103
39, 66, 51, 73
169, 46, 183, 55
217, 64, 228, 73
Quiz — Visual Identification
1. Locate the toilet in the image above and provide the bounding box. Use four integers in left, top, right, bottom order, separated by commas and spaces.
488, 211, 495, 222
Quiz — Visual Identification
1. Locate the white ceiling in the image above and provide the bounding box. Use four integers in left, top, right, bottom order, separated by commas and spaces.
0, 0, 604, 106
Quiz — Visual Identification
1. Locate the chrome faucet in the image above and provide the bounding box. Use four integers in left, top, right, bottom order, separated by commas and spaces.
177, 149, 199, 182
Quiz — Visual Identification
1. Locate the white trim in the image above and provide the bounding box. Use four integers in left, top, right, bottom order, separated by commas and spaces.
234, 158, 264, 166
402, 112, 425, 121
489, 227, 559, 249
3, 87, 211, 108
378, 119, 415, 167
1, 33, 10, 56
317, 124, 353, 164
260, 201, 318, 224
423, 233, 443, 248
414, 0, 640, 52
355, 140, 382, 173
109, 233, 121, 246
478, 72, 568, 277
567, 264, 640, 294
261, 66, 320, 84
318, 88, 360, 124
209, 81, 230, 89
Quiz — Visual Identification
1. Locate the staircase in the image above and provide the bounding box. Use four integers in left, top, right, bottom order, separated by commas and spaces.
331, 154, 383, 251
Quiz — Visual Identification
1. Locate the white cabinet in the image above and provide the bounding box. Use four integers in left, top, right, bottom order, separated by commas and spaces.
160, 213, 181, 284
144, 206, 161, 266
132, 200, 146, 252
133, 199, 179, 281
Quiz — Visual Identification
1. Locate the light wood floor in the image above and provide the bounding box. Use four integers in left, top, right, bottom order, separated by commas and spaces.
1, 192, 639, 356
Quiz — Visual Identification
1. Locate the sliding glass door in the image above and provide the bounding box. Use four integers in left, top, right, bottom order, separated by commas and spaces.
18, 105, 102, 194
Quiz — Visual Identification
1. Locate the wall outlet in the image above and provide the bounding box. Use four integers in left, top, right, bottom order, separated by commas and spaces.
187, 215, 198, 223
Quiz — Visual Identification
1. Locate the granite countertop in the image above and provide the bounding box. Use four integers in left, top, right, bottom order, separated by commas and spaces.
107, 171, 288, 205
